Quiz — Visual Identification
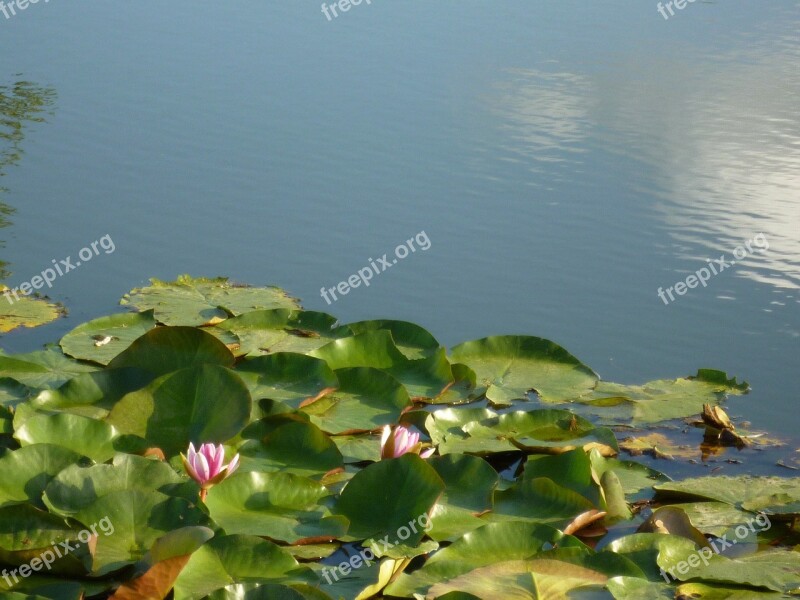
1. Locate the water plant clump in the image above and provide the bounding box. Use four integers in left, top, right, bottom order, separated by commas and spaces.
0, 275, 796, 599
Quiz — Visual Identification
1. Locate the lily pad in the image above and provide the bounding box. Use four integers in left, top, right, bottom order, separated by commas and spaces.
204, 471, 348, 544
59, 311, 156, 365
450, 335, 598, 405
15, 413, 118, 462
578, 370, 750, 425
299, 367, 410, 434
44, 453, 192, 515
108, 326, 234, 377
334, 454, 444, 544
0, 346, 98, 389
0, 444, 86, 509
235, 353, 337, 407
172, 534, 310, 599
106, 364, 251, 457
239, 415, 343, 477
0, 292, 62, 334
121, 276, 299, 326
385, 521, 586, 598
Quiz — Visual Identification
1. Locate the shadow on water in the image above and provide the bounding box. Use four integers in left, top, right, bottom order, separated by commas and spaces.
0, 78, 57, 282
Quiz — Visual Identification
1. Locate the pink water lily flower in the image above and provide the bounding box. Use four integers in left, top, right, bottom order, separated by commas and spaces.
181, 442, 240, 499
380, 425, 435, 460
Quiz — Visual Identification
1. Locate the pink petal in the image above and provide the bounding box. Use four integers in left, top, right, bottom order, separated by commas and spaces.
183, 456, 200, 483
194, 453, 211, 483
408, 431, 420, 448
419, 448, 435, 459
208, 444, 225, 477
226, 453, 240, 476
187, 443, 197, 465
395, 427, 410, 457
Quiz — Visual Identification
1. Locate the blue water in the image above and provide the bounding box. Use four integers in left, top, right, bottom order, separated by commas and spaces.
1, 1, 798, 437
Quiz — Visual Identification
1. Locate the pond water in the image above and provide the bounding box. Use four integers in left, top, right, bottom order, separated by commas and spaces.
1, 2, 798, 438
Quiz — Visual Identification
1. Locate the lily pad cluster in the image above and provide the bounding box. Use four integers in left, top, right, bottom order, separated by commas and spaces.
0, 276, 796, 599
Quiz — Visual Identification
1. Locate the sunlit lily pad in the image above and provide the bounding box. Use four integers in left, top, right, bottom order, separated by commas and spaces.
0, 290, 62, 333
204, 472, 347, 544
172, 534, 312, 599
450, 335, 599, 405
120, 275, 299, 326
59, 310, 156, 365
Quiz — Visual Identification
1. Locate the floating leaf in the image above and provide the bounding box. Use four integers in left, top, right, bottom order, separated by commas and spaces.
236, 353, 337, 407
44, 453, 192, 515
121, 275, 299, 326
386, 522, 586, 598
450, 335, 598, 405
0, 346, 98, 389
299, 367, 410, 434
15, 413, 118, 462
172, 534, 312, 599
204, 471, 347, 543
108, 326, 234, 377
334, 454, 444, 544
0, 444, 85, 509
0, 291, 62, 333
106, 364, 251, 457
577, 370, 749, 425
59, 311, 156, 365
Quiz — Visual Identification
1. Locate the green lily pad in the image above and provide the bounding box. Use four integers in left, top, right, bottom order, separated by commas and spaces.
577, 370, 749, 425
59, 310, 156, 365
108, 326, 234, 377
606, 576, 675, 599
346, 319, 440, 359
169, 547, 315, 600
239, 415, 343, 477
334, 454, 444, 544
72, 489, 206, 576
0, 293, 62, 334
311, 331, 455, 399
450, 335, 598, 405
120, 275, 299, 326
0, 504, 89, 577
32, 367, 153, 412
0, 347, 98, 390
386, 521, 586, 597
215, 310, 348, 357
523, 449, 602, 506
299, 367, 410, 434
235, 353, 337, 407
204, 583, 334, 600
106, 364, 251, 457
0, 444, 86, 509
204, 471, 348, 544
657, 536, 800, 594
426, 407, 618, 456
655, 476, 800, 516
44, 453, 192, 515
15, 413, 118, 462
428, 559, 607, 600
489, 477, 596, 526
